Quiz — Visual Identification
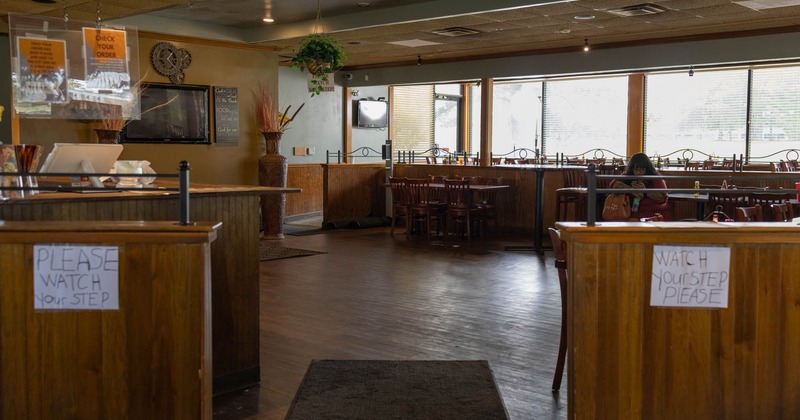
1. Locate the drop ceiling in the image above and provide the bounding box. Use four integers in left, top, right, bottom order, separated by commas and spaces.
5, 0, 800, 69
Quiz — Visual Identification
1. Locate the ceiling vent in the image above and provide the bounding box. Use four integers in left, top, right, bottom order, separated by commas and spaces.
607, 3, 668, 17
431, 27, 481, 37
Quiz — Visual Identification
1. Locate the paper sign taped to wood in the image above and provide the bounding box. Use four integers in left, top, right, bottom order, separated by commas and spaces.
650, 245, 730, 308
33, 244, 119, 310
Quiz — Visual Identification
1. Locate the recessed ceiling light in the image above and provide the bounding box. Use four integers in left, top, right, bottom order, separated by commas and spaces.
262, 17, 275, 23
557, 28, 571, 34
574, 14, 595, 20
357, 2, 372, 7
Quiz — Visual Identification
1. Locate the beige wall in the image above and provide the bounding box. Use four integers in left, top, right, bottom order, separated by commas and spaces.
17, 35, 279, 185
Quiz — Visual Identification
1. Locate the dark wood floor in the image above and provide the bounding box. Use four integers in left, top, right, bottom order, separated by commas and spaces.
213, 226, 567, 419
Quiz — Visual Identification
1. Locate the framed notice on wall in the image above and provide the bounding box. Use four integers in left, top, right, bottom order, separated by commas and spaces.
214, 86, 239, 145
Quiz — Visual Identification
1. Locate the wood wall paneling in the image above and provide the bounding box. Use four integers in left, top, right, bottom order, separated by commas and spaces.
559, 223, 800, 419
286, 164, 324, 217
323, 163, 387, 224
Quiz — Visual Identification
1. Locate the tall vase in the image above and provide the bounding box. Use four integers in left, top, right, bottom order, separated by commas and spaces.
95, 129, 121, 144
259, 131, 288, 239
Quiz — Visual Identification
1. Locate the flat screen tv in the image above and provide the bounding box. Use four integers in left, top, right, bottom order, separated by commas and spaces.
122, 83, 210, 144
357, 99, 388, 128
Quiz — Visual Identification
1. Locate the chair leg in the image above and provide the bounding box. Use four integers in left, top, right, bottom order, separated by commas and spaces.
552, 292, 567, 392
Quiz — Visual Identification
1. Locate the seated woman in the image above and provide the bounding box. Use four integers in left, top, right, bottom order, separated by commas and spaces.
610, 152, 671, 220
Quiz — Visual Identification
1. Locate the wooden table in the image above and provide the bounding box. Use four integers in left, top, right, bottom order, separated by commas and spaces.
0, 182, 300, 395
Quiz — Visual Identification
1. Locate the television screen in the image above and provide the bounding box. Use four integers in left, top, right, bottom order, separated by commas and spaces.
122, 83, 210, 144
357, 100, 388, 128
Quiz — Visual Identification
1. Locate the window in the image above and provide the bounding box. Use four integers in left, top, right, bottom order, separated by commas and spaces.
543, 76, 628, 156
491, 82, 543, 154
392, 85, 434, 154
644, 69, 748, 159
750, 66, 800, 159
434, 84, 462, 153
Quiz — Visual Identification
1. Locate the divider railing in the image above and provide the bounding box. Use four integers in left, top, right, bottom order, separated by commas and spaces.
0, 161, 193, 225
584, 163, 800, 226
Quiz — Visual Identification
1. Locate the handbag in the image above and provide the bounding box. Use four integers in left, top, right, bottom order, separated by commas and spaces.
602, 193, 631, 221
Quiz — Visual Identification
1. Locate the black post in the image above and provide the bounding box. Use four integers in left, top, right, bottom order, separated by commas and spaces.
586, 164, 597, 226
179, 161, 190, 225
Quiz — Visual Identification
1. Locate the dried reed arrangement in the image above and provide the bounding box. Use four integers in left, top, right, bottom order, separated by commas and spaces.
253, 84, 304, 133
94, 80, 178, 131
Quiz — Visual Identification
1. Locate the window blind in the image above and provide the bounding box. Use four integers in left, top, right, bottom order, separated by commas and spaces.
392, 85, 434, 155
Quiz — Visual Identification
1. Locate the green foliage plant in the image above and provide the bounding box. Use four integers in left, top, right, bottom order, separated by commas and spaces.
290, 33, 347, 97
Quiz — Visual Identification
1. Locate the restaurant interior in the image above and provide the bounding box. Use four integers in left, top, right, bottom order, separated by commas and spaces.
2, 1, 800, 419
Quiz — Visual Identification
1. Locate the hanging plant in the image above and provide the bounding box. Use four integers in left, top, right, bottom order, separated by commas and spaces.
291, 33, 347, 96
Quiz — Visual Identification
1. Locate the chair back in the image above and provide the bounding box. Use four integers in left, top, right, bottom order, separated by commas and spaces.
562, 169, 586, 188
476, 177, 504, 205
596, 164, 622, 189
736, 204, 763, 222
684, 161, 700, 170
406, 178, 434, 204
444, 178, 472, 208
389, 177, 408, 206
504, 158, 517, 165
425, 156, 438, 164
708, 192, 751, 220
750, 192, 791, 221
703, 160, 715, 170
771, 202, 794, 221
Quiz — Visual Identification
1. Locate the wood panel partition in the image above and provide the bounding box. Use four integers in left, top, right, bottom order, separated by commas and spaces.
0, 221, 219, 419
558, 221, 800, 419
0, 184, 281, 395
287, 164, 323, 218
323, 163, 387, 224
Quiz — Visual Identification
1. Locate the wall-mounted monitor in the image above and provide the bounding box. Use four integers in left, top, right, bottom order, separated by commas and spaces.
357, 99, 389, 128
122, 83, 210, 144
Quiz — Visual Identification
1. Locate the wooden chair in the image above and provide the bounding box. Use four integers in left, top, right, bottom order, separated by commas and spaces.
555, 169, 588, 221
491, 157, 502, 165
389, 177, 409, 235
425, 156, 438, 164
750, 192, 791, 221
702, 160, 715, 170
504, 157, 517, 165
735, 204, 762, 222
406, 178, 446, 239
684, 161, 700, 170
779, 160, 796, 172
443, 178, 483, 240
707, 192, 750, 221
548, 227, 567, 393
771, 202, 794, 221
474, 177, 504, 236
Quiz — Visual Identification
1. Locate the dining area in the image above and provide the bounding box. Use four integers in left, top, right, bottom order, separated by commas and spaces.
388, 175, 509, 241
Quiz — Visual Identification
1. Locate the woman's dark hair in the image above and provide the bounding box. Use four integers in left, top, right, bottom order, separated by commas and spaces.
624, 152, 659, 176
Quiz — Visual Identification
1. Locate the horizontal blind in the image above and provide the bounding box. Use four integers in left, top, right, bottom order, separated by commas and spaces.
750, 66, 800, 159
393, 85, 434, 155
542, 76, 627, 157
644, 69, 747, 159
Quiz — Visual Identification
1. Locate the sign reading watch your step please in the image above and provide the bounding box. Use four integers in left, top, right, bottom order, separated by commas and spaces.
33, 244, 119, 310
650, 245, 730, 308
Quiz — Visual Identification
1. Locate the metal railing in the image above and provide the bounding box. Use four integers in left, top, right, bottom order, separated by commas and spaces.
583, 164, 800, 226
1, 161, 193, 225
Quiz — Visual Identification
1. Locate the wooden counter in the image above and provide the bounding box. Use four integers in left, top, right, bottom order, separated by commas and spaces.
557, 221, 800, 419
0, 182, 298, 395
0, 221, 220, 419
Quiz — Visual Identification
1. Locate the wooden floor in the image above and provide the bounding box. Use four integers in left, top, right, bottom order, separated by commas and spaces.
212, 225, 567, 420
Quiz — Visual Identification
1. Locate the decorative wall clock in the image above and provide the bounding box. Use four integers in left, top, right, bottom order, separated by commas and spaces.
151, 42, 192, 85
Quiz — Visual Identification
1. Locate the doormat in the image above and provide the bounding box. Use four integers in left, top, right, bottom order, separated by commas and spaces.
286, 360, 509, 420
259, 242, 326, 261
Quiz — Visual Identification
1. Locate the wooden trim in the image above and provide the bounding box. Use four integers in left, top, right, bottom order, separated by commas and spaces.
138, 31, 281, 52
343, 87, 353, 164
627, 73, 645, 155
479, 78, 493, 167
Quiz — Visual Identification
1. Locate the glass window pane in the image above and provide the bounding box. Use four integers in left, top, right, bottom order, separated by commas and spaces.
470, 85, 481, 155
750, 66, 800, 159
644, 70, 747, 159
435, 84, 461, 96
435, 98, 459, 152
492, 82, 543, 155
543, 76, 628, 157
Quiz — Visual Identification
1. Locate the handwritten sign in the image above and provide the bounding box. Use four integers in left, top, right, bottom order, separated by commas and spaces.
214, 86, 239, 145
650, 245, 730, 308
33, 245, 119, 310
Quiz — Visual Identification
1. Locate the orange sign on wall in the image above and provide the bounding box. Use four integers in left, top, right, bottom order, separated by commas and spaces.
82, 27, 128, 74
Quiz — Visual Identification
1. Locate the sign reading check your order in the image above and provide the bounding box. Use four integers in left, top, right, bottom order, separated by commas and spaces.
33, 244, 119, 310
650, 245, 730, 308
